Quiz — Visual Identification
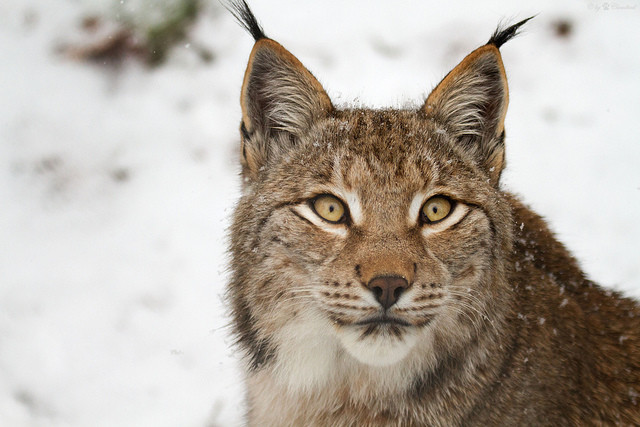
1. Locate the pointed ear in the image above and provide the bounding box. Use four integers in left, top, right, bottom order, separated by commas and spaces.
239, 39, 333, 179
423, 44, 508, 184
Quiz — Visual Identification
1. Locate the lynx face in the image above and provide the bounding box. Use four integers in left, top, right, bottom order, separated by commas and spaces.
241, 111, 508, 367
228, 2, 521, 387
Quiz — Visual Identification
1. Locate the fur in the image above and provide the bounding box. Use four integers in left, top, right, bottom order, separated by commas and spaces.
223, 2, 640, 425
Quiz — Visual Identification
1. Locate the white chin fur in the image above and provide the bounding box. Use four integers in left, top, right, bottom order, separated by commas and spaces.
337, 326, 418, 367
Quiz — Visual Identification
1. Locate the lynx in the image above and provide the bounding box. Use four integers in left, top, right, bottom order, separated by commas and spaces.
225, 1, 640, 425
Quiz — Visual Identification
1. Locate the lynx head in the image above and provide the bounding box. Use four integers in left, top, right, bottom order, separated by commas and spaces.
227, 1, 529, 382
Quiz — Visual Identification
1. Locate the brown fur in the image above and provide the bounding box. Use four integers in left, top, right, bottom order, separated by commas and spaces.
224, 3, 640, 425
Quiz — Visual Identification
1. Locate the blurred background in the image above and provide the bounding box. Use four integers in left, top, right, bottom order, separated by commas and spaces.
1, 0, 639, 425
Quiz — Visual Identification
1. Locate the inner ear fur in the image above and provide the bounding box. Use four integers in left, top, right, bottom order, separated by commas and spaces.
422, 45, 509, 184
240, 39, 333, 179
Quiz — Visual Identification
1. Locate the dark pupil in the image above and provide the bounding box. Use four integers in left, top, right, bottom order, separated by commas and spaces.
329, 205, 335, 212
432, 206, 438, 213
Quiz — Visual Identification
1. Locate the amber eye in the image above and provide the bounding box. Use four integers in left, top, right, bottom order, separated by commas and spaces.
312, 195, 346, 223
421, 196, 452, 224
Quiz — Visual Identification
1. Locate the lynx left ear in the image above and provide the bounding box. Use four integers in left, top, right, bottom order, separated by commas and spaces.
225, 0, 333, 179
240, 39, 333, 177
423, 18, 532, 185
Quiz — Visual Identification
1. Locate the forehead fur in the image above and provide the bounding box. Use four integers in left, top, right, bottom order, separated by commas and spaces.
261, 109, 489, 203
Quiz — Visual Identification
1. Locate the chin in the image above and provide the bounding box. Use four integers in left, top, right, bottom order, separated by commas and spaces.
337, 325, 419, 367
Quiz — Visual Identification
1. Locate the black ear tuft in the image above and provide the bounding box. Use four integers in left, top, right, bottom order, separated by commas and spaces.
222, 0, 267, 41
487, 16, 535, 48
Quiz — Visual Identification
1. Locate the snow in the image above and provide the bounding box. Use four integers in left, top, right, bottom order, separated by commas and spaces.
1, 0, 638, 425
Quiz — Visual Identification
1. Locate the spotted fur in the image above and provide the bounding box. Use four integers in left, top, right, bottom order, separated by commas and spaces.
224, 2, 640, 425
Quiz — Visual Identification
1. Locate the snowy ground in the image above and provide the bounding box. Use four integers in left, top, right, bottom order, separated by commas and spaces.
1, 0, 639, 425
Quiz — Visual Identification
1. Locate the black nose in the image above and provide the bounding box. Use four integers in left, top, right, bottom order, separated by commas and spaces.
367, 275, 409, 310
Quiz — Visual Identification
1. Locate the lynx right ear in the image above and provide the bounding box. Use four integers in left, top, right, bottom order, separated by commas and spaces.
422, 18, 532, 185
239, 39, 333, 179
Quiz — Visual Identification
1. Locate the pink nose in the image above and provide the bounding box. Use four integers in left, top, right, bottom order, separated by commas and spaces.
367, 275, 409, 310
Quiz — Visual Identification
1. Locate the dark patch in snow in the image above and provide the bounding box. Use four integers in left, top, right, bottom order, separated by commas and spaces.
14, 389, 55, 419
111, 167, 130, 183
552, 19, 574, 38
